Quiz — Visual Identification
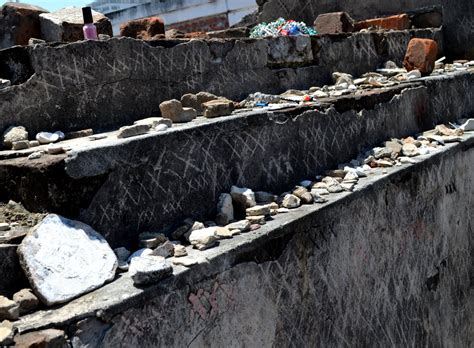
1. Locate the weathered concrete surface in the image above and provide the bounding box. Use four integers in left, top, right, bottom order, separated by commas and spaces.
1, 72, 473, 248
0, 29, 441, 137
14, 133, 474, 346
255, 0, 474, 59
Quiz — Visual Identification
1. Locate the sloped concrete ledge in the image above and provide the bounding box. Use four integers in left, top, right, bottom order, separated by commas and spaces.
14, 132, 474, 346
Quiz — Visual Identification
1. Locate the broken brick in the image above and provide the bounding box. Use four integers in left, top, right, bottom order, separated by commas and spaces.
314, 12, 354, 35
403, 38, 438, 75
120, 17, 165, 40
354, 14, 411, 31
0, 2, 48, 49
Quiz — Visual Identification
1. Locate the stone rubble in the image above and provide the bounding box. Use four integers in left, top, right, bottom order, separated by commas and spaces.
0, 320, 14, 346
188, 227, 219, 250
3, 126, 28, 149
173, 245, 188, 258
0, 297, 19, 321
117, 124, 150, 139
12, 289, 39, 315
129, 255, 172, 285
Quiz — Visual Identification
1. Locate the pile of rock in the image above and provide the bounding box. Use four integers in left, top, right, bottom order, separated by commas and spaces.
159, 92, 235, 122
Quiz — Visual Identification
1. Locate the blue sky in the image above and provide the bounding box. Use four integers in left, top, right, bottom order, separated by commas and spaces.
8, 1, 91, 11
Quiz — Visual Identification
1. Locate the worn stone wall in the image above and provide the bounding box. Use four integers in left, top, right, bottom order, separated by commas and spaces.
64, 137, 473, 347
1, 72, 473, 249
255, 0, 474, 59
0, 29, 440, 137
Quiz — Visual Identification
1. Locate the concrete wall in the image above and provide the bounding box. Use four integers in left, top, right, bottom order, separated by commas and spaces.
255, 0, 474, 59
95, 141, 473, 347
0, 28, 442, 138
14, 134, 473, 346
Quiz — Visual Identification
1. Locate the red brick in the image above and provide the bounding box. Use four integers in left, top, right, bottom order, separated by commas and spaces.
120, 17, 165, 40
314, 12, 354, 35
355, 14, 411, 31
403, 38, 438, 74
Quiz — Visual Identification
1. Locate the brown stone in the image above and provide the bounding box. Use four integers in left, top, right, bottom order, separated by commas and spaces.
13, 288, 39, 315
314, 12, 354, 35
120, 17, 165, 40
355, 14, 411, 31
14, 328, 67, 348
403, 38, 438, 75
202, 99, 234, 118
0, 2, 48, 49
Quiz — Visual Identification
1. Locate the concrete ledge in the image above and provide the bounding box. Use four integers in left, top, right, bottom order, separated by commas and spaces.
14, 132, 474, 346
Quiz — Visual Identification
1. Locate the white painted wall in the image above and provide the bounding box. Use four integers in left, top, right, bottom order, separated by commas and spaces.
91, 0, 257, 35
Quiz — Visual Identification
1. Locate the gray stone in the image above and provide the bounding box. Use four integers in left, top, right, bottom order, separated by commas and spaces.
65, 129, 94, 140
117, 124, 149, 139
293, 186, 313, 204
14, 328, 67, 347
17, 214, 118, 306
11, 140, 29, 150
134, 117, 172, 129
29, 140, 40, 147
188, 228, 219, 250
216, 193, 234, 226
255, 191, 277, 203
246, 205, 271, 217
226, 220, 251, 233
129, 256, 172, 286
114, 247, 131, 262
0, 320, 14, 346
0, 297, 19, 321
39, 7, 112, 42
12, 289, 39, 315
460, 119, 474, 131
281, 194, 301, 209
202, 99, 234, 118
0, 223, 10, 232
231, 186, 256, 208
28, 38, 46, 45
172, 256, 198, 267
46, 144, 65, 155
402, 143, 420, 157
138, 232, 167, 249
373, 147, 393, 159
214, 227, 239, 239
151, 241, 175, 258
28, 151, 44, 160
127, 248, 153, 263
3, 126, 28, 149
0, 79, 11, 90
173, 245, 187, 258
247, 215, 266, 225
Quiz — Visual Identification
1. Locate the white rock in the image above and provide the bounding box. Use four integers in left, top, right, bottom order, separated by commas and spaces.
47, 144, 64, 155
0, 223, 10, 232
173, 245, 188, 257
155, 124, 169, 132
188, 228, 218, 250
313, 90, 329, 98
17, 214, 118, 306
0, 78, 11, 90
36, 132, 59, 144
226, 220, 251, 232
216, 193, 234, 225
3, 126, 28, 148
281, 194, 300, 209
460, 119, 474, 131
127, 248, 153, 263
28, 151, 44, 160
54, 131, 65, 140
129, 256, 172, 285
172, 256, 198, 267
406, 70, 421, 79
230, 186, 256, 208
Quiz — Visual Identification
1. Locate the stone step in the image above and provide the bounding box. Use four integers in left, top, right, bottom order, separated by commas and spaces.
0, 71, 473, 248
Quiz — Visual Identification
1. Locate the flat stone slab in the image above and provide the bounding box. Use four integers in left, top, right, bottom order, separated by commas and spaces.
17, 215, 117, 306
